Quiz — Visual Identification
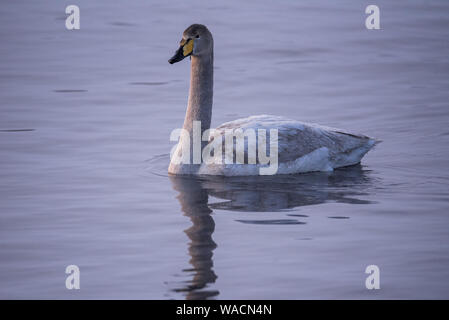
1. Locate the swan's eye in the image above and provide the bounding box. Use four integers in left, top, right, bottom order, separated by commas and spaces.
195, 35, 200, 39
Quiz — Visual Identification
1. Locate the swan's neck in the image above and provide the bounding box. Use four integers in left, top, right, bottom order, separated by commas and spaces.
169, 52, 214, 174
183, 52, 213, 141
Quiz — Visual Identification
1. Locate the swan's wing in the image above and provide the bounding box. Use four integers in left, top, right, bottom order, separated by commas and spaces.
212, 115, 377, 164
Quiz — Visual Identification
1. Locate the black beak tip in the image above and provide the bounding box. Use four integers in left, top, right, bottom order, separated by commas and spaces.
169, 46, 186, 65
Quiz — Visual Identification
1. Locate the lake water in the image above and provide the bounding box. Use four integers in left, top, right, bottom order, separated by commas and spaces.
1, 0, 449, 299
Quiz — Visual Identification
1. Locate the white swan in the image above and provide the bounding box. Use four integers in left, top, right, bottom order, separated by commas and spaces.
168, 24, 378, 176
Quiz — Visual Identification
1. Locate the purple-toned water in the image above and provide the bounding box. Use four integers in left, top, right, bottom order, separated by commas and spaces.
1, 0, 449, 299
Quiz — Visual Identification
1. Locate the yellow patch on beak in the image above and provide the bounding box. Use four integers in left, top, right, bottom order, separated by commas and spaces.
182, 39, 194, 57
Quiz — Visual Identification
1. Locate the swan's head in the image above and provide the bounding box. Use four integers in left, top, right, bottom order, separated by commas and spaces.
168, 24, 213, 64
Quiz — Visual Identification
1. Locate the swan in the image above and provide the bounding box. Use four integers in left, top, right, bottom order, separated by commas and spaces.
168, 24, 378, 176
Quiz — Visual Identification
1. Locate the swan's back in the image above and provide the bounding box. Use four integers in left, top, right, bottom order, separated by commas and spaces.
197, 115, 378, 176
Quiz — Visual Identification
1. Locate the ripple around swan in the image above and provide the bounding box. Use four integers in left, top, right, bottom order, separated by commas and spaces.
235, 219, 306, 225
146, 153, 377, 213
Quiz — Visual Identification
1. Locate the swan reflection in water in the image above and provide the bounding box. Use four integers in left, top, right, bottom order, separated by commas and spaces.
168, 164, 375, 299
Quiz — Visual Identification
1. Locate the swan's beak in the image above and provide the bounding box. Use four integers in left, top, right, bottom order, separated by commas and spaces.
168, 38, 193, 64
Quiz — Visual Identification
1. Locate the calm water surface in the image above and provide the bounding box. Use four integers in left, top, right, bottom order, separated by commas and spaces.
1, 0, 449, 299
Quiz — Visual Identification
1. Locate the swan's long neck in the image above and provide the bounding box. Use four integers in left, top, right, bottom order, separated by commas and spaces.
182, 51, 213, 145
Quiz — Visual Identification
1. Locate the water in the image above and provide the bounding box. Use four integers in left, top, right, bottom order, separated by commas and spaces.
1, 0, 449, 299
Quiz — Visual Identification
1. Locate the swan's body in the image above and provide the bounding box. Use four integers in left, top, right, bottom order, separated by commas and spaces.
168, 24, 378, 176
